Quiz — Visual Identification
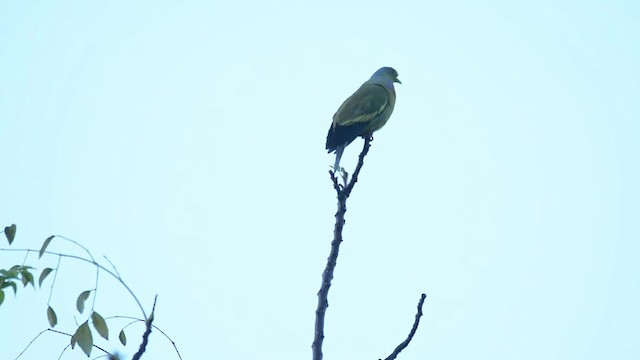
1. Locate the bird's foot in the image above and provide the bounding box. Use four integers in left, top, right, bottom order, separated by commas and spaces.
330, 165, 344, 174
339, 167, 349, 186
330, 165, 348, 185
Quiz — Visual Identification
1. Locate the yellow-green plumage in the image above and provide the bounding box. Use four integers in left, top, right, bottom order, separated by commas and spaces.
326, 67, 401, 170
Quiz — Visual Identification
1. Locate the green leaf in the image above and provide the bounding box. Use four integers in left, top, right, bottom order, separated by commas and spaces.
4, 281, 17, 295
8, 265, 20, 276
91, 311, 109, 340
8, 281, 17, 295
39, 268, 53, 287
75, 321, 93, 357
118, 329, 127, 346
0, 289, 4, 306
70, 331, 77, 349
4, 224, 16, 244
76, 290, 91, 313
47, 306, 58, 327
20, 270, 34, 288
39, 235, 54, 258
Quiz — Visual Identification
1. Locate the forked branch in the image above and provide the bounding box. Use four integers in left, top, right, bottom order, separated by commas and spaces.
314, 136, 426, 360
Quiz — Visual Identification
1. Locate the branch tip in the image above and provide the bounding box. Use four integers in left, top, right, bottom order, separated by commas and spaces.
383, 293, 427, 360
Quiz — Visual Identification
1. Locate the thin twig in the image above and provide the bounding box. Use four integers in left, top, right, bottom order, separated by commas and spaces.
56, 344, 70, 360
55, 235, 96, 263
55, 235, 101, 313
15, 329, 48, 359
48, 328, 112, 355
47, 255, 62, 305
20, 249, 30, 266
383, 293, 427, 360
15, 328, 113, 360
92, 269, 100, 313
103, 256, 121, 279
1, 248, 147, 320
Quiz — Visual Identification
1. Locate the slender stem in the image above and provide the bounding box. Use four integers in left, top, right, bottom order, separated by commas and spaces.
47, 255, 62, 305
15, 329, 48, 360
20, 250, 30, 266
1, 248, 147, 320
14, 328, 112, 360
103, 256, 121, 279
56, 344, 69, 360
56, 235, 95, 262
91, 265, 100, 314
55, 235, 101, 313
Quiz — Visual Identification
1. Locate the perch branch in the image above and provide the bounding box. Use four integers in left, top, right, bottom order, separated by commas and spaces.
313, 136, 372, 360
343, 135, 372, 197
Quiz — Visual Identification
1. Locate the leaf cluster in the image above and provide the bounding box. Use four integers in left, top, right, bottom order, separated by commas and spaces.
0, 264, 35, 305
1, 224, 130, 357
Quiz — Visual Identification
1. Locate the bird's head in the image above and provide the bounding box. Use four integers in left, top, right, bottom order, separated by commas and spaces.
372, 67, 401, 84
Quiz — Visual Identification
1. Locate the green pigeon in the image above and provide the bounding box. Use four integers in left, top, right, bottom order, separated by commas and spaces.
326, 67, 401, 170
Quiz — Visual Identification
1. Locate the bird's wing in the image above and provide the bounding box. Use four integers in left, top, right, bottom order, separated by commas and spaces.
333, 83, 390, 127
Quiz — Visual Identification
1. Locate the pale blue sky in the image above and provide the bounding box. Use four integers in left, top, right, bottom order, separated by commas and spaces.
1, 1, 639, 359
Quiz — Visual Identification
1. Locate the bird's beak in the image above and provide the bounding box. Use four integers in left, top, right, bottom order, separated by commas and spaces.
395, 78, 402, 84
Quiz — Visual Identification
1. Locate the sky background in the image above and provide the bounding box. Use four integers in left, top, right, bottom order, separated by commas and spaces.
1, 0, 639, 359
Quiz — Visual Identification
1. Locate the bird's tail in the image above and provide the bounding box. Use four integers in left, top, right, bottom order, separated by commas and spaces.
326, 124, 338, 152
333, 145, 345, 171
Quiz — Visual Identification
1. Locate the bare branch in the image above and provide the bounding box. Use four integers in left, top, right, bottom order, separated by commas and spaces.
132, 295, 158, 360
383, 293, 427, 360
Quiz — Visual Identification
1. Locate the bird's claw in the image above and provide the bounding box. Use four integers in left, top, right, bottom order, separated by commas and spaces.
330, 165, 346, 175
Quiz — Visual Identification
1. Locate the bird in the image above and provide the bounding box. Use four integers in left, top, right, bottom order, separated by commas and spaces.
326, 67, 401, 171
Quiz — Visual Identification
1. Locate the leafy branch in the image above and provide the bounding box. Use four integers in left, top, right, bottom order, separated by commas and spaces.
1, 224, 180, 359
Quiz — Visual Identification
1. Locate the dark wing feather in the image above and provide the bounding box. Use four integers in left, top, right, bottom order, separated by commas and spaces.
326, 84, 389, 152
